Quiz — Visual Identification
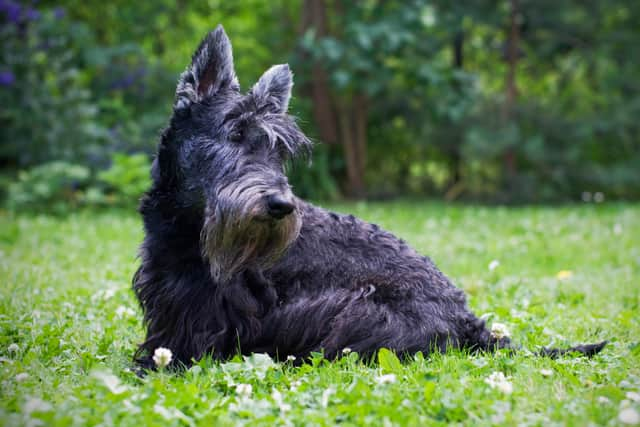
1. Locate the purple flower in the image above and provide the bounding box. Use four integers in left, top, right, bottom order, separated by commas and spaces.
108, 67, 148, 91
25, 7, 40, 21
1, 0, 22, 23
0, 71, 15, 86
53, 6, 65, 19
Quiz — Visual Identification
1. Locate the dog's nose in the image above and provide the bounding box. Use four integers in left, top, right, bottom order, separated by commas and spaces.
266, 194, 295, 219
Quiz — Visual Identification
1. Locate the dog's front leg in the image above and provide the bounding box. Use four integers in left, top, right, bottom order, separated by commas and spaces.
243, 269, 278, 315
211, 270, 280, 357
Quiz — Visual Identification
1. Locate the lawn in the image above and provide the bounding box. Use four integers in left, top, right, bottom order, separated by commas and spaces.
1, 201, 639, 426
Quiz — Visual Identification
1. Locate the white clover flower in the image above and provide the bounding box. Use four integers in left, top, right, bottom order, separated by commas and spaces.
491, 401, 511, 424
235, 383, 252, 397
594, 192, 605, 203
271, 389, 291, 412
286, 355, 296, 362
23, 397, 52, 415
484, 371, 513, 394
7, 343, 19, 354
92, 370, 128, 394
597, 396, 611, 404
488, 260, 500, 271
495, 380, 513, 394
619, 407, 640, 425
15, 373, 29, 382
123, 399, 142, 415
154, 404, 188, 421
280, 402, 292, 412
620, 380, 635, 389
539, 368, 553, 377
290, 379, 302, 391
376, 373, 397, 384
102, 288, 117, 300
627, 392, 640, 402
321, 387, 335, 408
115, 305, 136, 318
490, 322, 510, 340
342, 347, 352, 355
153, 347, 173, 369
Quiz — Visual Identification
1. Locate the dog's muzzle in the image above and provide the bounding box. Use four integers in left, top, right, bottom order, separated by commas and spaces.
201, 187, 301, 283
265, 193, 295, 219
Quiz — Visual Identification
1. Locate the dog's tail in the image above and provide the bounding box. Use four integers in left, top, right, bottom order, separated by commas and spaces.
467, 317, 608, 358
492, 338, 609, 358
469, 320, 608, 358
537, 340, 608, 358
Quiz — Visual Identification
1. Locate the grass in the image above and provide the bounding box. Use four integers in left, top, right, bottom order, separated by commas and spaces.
1, 201, 639, 426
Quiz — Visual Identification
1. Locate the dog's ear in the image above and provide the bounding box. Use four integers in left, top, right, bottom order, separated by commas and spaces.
250, 64, 293, 114
174, 25, 239, 110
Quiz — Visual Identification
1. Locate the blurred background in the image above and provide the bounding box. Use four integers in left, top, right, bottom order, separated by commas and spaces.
1, 0, 639, 212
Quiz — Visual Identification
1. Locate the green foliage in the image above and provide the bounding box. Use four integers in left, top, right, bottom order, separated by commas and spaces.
4, 153, 152, 212
287, 145, 339, 200
377, 348, 403, 374
1, 0, 638, 205
6, 161, 91, 213
0, 8, 108, 167
1, 202, 638, 425
298, 0, 640, 201
98, 153, 151, 202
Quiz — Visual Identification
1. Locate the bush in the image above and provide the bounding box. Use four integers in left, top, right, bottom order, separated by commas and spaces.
97, 153, 151, 203
0, 7, 109, 168
4, 152, 152, 213
6, 161, 91, 213
287, 145, 339, 201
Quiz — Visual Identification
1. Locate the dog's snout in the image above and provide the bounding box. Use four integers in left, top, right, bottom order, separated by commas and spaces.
266, 194, 295, 219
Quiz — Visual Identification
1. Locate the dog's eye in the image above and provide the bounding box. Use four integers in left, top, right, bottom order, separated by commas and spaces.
229, 130, 244, 142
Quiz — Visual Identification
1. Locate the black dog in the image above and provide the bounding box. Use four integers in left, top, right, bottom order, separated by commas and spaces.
133, 25, 605, 368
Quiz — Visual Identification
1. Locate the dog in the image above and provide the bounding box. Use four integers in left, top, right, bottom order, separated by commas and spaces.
133, 25, 606, 368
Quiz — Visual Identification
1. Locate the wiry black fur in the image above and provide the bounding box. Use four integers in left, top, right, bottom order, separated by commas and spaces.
133, 25, 606, 369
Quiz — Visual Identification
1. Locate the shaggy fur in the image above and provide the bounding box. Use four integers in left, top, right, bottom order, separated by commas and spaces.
133, 25, 606, 368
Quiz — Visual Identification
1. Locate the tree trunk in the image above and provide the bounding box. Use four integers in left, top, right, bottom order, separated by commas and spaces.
353, 93, 367, 196
300, 0, 367, 198
503, 0, 520, 182
301, 0, 338, 144
451, 31, 464, 186
444, 30, 465, 201
337, 98, 366, 198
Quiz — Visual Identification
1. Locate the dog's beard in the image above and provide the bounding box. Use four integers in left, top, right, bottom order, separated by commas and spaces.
201, 195, 301, 283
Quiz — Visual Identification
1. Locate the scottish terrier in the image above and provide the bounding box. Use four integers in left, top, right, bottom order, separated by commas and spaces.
133, 25, 606, 368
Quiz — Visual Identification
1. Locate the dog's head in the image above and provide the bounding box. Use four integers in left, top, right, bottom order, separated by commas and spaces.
153, 25, 310, 282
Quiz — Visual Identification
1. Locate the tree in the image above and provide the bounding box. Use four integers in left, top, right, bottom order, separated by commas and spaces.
299, 0, 440, 198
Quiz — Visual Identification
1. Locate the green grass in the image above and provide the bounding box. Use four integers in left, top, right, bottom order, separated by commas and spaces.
1, 201, 639, 426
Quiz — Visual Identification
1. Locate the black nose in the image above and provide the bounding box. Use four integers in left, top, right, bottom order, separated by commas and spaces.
266, 194, 295, 219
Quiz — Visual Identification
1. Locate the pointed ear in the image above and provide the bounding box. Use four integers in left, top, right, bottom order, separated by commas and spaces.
250, 64, 293, 114
174, 25, 239, 110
